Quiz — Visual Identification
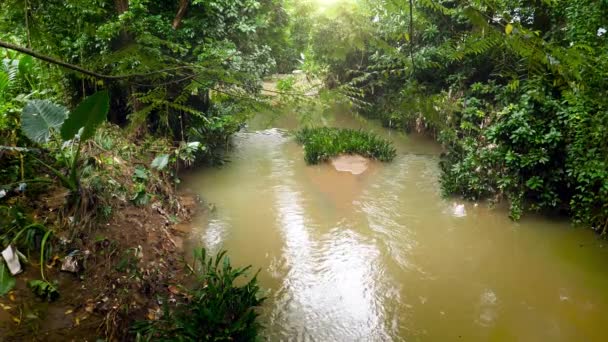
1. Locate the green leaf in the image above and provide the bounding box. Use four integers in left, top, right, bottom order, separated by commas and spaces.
28, 279, 59, 301
151, 154, 170, 171
0, 262, 16, 297
18, 55, 34, 76
60, 90, 109, 142
21, 99, 68, 143
0, 70, 8, 95
133, 167, 149, 181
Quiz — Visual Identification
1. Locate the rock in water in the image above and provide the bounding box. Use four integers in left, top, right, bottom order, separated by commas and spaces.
452, 203, 466, 217
331, 155, 369, 175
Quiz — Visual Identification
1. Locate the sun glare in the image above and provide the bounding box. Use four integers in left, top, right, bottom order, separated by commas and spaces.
314, 0, 342, 9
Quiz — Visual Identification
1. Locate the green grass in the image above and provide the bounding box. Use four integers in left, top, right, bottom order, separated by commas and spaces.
295, 127, 397, 164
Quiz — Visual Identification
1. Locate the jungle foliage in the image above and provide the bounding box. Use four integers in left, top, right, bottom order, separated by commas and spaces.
133, 248, 264, 341
304, 0, 608, 230
0, 0, 303, 338
0, 0, 310, 228
1, 0, 608, 339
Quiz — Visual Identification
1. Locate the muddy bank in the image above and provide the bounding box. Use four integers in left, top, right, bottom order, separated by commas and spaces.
0, 192, 200, 341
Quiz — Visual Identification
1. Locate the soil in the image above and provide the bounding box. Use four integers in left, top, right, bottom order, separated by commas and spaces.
0, 191, 199, 341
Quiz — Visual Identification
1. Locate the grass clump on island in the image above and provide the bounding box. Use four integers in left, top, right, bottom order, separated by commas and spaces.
295, 127, 397, 164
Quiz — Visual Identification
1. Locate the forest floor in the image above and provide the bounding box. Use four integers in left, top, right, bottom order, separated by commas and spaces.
0, 126, 202, 341
1, 190, 199, 341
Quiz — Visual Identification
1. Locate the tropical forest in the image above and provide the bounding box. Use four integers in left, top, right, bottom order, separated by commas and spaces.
0, 0, 607, 340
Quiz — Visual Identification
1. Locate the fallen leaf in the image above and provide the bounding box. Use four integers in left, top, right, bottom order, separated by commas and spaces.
168, 285, 180, 295
65, 309, 73, 315
48, 255, 61, 268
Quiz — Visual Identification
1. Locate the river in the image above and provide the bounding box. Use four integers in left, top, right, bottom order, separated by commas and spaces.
181, 105, 608, 341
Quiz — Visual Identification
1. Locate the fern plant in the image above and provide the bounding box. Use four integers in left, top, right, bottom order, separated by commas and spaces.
132, 248, 265, 341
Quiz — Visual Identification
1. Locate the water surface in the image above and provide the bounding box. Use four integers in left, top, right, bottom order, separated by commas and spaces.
183, 108, 608, 341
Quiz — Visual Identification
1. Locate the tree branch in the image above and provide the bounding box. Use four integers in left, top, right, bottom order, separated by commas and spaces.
172, 0, 190, 29
0, 40, 193, 80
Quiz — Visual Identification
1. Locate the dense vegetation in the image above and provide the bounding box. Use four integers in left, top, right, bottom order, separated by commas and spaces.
133, 249, 264, 341
0, 0, 293, 339
1, 0, 607, 339
301, 0, 608, 230
295, 127, 396, 164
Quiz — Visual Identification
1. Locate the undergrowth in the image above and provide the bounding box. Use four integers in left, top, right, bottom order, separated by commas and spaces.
295, 127, 396, 164
132, 249, 265, 341
0, 123, 180, 301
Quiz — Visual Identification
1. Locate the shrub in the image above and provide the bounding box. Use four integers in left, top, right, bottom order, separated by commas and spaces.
133, 249, 265, 341
295, 127, 396, 164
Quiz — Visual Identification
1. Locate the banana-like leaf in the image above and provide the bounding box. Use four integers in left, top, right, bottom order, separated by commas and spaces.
60, 90, 109, 142
0, 262, 16, 296
151, 154, 170, 171
21, 99, 68, 143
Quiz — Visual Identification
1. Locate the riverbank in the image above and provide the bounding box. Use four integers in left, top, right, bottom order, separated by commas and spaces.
0, 125, 201, 340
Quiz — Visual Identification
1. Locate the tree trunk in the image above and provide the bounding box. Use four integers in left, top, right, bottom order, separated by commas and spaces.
115, 0, 128, 14
172, 0, 190, 29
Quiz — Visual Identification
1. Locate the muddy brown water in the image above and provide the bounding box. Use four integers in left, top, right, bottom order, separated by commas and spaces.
182, 107, 608, 341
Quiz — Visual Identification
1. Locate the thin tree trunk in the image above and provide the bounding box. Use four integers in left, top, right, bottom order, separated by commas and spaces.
409, 0, 416, 74
172, 0, 190, 29
115, 0, 128, 14
24, 0, 31, 48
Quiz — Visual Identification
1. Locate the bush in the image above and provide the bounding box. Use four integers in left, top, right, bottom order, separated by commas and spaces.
295, 127, 396, 164
133, 249, 265, 341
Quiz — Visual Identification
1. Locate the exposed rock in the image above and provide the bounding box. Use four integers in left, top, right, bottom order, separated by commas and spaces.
331, 154, 370, 175
452, 203, 466, 217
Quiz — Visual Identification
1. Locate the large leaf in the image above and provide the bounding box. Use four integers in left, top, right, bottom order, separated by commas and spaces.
151, 154, 170, 171
60, 90, 110, 142
0, 262, 16, 297
21, 99, 68, 143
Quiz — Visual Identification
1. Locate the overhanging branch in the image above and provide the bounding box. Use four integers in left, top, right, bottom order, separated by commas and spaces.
0, 40, 320, 98
0, 40, 192, 80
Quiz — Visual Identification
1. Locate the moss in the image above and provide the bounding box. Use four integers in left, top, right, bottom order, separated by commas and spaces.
294, 127, 396, 164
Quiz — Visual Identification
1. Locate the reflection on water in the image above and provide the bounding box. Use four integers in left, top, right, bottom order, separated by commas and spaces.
268, 150, 391, 340
183, 109, 608, 341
